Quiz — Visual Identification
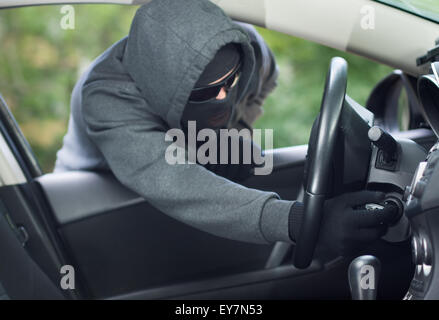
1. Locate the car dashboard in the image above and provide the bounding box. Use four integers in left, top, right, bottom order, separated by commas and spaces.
403, 69, 439, 299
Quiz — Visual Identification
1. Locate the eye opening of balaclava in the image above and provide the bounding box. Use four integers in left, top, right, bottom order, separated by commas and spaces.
181, 43, 243, 132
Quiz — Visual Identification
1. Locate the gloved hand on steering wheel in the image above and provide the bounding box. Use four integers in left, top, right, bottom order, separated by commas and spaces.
289, 190, 400, 257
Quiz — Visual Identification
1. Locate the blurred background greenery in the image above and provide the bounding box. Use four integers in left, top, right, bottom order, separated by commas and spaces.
0, 4, 394, 173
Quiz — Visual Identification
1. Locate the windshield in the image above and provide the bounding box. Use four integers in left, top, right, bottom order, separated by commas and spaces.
376, 0, 439, 23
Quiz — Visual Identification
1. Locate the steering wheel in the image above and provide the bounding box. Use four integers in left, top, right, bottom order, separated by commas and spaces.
293, 57, 348, 269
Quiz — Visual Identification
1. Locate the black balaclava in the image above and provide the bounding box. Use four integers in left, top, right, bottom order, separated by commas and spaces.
181, 43, 242, 131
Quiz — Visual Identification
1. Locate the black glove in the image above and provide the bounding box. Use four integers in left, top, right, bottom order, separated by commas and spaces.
289, 191, 400, 257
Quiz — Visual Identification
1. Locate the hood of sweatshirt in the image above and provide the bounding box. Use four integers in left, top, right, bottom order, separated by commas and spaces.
121, 0, 256, 130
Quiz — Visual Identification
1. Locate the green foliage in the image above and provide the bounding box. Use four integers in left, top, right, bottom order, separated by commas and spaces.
253, 27, 392, 148
0, 5, 137, 172
0, 5, 392, 172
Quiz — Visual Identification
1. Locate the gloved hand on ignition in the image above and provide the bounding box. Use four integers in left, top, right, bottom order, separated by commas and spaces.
289, 191, 400, 257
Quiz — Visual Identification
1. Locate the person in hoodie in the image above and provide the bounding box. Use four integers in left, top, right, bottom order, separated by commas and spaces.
54, 0, 398, 257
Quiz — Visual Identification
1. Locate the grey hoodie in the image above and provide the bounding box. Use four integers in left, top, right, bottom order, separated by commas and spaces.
54, 0, 294, 244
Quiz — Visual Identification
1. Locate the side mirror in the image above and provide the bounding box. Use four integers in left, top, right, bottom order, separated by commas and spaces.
366, 70, 426, 133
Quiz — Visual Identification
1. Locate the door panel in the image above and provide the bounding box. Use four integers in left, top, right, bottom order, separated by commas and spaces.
59, 201, 274, 299
35, 146, 307, 299
0, 186, 65, 299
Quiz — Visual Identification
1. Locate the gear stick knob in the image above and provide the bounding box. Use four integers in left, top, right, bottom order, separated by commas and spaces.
348, 255, 381, 300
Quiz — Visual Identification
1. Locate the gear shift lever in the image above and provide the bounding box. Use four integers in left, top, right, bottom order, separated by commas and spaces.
348, 255, 381, 300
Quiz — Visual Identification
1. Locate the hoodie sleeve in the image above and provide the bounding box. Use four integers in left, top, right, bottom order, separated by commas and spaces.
81, 79, 294, 245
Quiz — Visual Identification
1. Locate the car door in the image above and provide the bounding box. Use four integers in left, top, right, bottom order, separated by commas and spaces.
0, 0, 349, 300
2, 85, 425, 300
2, 91, 356, 300
2, 0, 435, 301
34, 149, 312, 300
